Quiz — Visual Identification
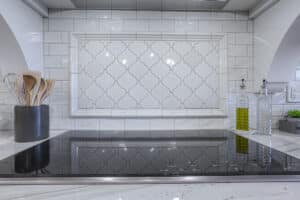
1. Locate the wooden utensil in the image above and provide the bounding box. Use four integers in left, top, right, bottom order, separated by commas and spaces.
40, 79, 55, 104
34, 78, 47, 106
22, 71, 41, 106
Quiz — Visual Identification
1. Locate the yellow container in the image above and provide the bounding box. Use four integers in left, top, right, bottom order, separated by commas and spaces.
236, 107, 249, 131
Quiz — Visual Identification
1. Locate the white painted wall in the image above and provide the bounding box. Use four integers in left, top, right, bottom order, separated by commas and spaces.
0, 0, 43, 73
0, 15, 27, 75
254, 0, 300, 89
269, 15, 300, 82
0, 0, 43, 130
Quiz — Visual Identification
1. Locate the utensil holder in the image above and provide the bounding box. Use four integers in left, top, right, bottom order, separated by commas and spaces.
14, 105, 49, 142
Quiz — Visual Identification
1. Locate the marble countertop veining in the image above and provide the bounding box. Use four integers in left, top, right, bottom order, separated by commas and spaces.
235, 129, 300, 160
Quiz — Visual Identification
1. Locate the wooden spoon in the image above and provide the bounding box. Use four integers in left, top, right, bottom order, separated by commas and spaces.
22, 71, 41, 106
34, 78, 47, 106
40, 79, 55, 104
23, 75, 36, 106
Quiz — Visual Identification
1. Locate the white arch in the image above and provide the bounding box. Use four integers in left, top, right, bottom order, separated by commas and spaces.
0, 0, 43, 73
269, 15, 300, 82
0, 14, 27, 75
254, 0, 300, 89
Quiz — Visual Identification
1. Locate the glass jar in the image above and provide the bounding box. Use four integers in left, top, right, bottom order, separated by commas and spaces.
256, 80, 272, 135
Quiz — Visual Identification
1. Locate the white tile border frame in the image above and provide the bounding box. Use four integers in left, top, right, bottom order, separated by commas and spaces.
70, 33, 228, 118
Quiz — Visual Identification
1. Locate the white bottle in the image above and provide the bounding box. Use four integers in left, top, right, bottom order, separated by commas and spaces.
256, 80, 272, 135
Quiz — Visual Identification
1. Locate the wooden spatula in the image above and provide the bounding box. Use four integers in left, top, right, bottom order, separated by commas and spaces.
40, 79, 55, 104
34, 78, 47, 106
22, 71, 41, 106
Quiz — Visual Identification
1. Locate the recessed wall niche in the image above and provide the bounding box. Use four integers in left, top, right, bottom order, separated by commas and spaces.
70, 33, 227, 117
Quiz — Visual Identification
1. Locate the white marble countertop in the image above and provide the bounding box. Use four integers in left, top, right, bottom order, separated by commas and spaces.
0, 130, 65, 160
0, 129, 300, 200
235, 129, 300, 160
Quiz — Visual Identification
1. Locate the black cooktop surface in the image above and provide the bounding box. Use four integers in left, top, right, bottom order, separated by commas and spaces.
1, 130, 300, 177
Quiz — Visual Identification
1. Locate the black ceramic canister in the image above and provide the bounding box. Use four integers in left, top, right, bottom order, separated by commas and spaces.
14, 105, 49, 142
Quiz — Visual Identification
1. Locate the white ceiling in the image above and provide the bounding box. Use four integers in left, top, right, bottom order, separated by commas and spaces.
224, 0, 261, 11
40, 0, 262, 11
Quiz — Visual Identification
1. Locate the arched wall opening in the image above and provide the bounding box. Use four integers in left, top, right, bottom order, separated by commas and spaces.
254, 0, 300, 90
0, 14, 28, 75
268, 15, 300, 82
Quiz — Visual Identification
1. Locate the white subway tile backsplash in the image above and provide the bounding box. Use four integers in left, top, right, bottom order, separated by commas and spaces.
61, 10, 87, 19
112, 10, 137, 19
74, 19, 100, 32
247, 21, 254, 33
31, 10, 256, 132
122, 20, 149, 32
100, 119, 125, 130
150, 119, 174, 130
229, 68, 248, 81
48, 44, 69, 56
187, 12, 212, 20
49, 19, 74, 32
227, 33, 235, 44
272, 105, 284, 116
125, 119, 150, 130
50, 118, 75, 130
48, 10, 62, 18
75, 119, 100, 130
137, 11, 162, 19
222, 21, 247, 32
45, 68, 69, 80
44, 44, 49, 55
213, 12, 235, 20
44, 56, 63, 67
235, 57, 250, 67
149, 20, 175, 32
228, 45, 248, 57
236, 33, 252, 45
174, 20, 198, 33
247, 45, 254, 56
272, 92, 286, 105
61, 32, 70, 43
198, 21, 222, 33
235, 12, 249, 20
174, 119, 200, 130
87, 10, 112, 19
44, 32, 62, 43
100, 19, 123, 32
163, 11, 186, 20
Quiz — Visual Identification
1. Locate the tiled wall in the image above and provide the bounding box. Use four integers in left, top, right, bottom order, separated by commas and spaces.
74, 35, 221, 110
0, 10, 254, 131
271, 85, 300, 129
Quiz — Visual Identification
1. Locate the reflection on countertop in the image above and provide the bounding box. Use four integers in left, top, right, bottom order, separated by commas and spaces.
0, 130, 65, 160
235, 129, 300, 160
